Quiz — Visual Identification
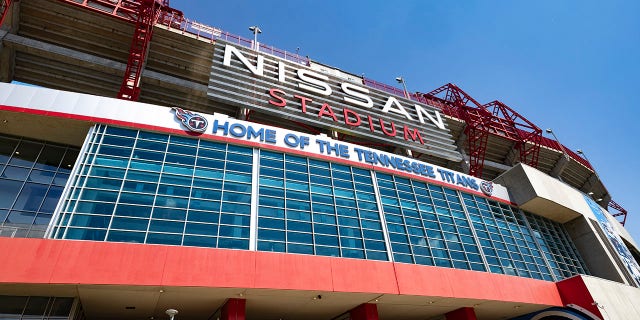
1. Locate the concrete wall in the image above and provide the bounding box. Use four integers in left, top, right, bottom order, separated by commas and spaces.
582, 275, 640, 320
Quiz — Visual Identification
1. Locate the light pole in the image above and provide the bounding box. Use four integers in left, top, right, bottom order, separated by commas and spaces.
396, 76, 409, 99
546, 128, 570, 161
248, 25, 262, 51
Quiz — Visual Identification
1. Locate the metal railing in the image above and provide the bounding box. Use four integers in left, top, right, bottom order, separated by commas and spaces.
157, 12, 310, 66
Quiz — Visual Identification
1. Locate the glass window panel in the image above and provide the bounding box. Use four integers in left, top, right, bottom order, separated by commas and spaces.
219, 225, 249, 238
258, 241, 286, 252
288, 243, 314, 255
65, 227, 106, 240
218, 238, 249, 249
111, 217, 148, 231
114, 204, 151, 218
107, 230, 145, 243
136, 139, 167, 151
13, 183, 48, 211
184, 235, 217, 248
189, 199, 221, 212
0, 180, 23, 208
147, 232, 182, 245
259, 228, 285, 241
3, 166, 30, 180
5, 211, 36, 225
314, 224, 338, 235
316, 246, 340, 257
185, 222, 217, 236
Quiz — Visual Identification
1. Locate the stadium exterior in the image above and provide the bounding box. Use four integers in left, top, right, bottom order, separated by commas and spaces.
0, 1, 639, 320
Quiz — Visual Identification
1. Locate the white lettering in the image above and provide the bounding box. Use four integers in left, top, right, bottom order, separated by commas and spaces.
223, 44, 264, 76
297, 69, 332, 96
382, 96, 413, 121
341, 83, 373, 109
415, 104, 445, 129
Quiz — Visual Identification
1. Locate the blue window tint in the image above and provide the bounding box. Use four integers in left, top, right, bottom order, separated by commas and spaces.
0, 180, 23, 208
222, 203, 251, 215
167, 144, 196, 156
69, 214, 110, 228
182, 221, 218, 237
187, 210, 219, 223
259, 207, 285, 218
218, 238, 249, 249
136, 139, 167, 151
288, 243, 313, 254
5, 211, 36, 225
152, 208, 187, 220
316, 246, 339, 257
199, 140, 225, 151
13, 183, 48, 211
147, 232, 182, 245
259, 176, 283, 188
222, 191, 250, 203
119, 192, 154, 206
126, 170, 159, 183
286, 210, 311, 222
76, 201, 115, 215
288, 231, 312, 244
107, 230, 145, 243
315, 224, 338, 235
259, 229, 285, 241
162, 163, 193, 175
149, 220, 184, 233
111, 217, 148, 231
191, 188, 222, 199
157, 185, 190, 197
258, 241, 285, 252
220, 214, 250, 226
189, 199, 220, 211
169, 135, 198, 147
219, 225, 249, 238
114, 204, 151, 218
315, 234, 339, 246
65, 228, 106, 241
225, 172, 251, 183
259, 217, 285, 229
342, 248, 365, 259
227, 145, 251, 155
184, 235, 216, 248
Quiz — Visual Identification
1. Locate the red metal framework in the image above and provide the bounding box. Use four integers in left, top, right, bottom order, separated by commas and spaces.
0, 0, 12, 27
117, 0, 161, 100
418, 83, 490, 177
609, 200, 628, 226
483, 100, 542, 168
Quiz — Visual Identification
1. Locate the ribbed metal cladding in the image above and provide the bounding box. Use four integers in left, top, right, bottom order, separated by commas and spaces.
208, 40, 463, 162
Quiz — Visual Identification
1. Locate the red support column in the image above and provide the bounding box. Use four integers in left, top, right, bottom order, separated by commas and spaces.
220, 298, 246, 320
349, 303, 379, 320
445, 307, 477, 320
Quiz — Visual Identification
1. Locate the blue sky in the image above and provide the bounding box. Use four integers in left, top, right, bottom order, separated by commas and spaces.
177, 1, 640, 241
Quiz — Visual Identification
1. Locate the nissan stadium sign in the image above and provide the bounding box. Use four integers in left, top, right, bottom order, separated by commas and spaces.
208, 40, 462, 162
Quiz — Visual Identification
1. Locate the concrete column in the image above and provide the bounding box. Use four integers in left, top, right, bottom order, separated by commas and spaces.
445, 307, 477, 320
220, 298, 246, 320
349, 303, 379, 320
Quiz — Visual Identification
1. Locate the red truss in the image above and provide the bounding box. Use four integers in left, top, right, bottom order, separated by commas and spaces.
418, 83, 491, 178
0, 0, 12, 27
483, 100, 542, 168
57, 0, 184, 101
609, 200, 628, 226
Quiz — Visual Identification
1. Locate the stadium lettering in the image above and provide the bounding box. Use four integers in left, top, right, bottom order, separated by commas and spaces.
222, 44, 445, 130
268, 88, 426, 145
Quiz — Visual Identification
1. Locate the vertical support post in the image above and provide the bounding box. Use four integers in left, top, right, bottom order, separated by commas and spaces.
220, 298, 246, 320
349, 303, 379, 320
445, 307, 477, 320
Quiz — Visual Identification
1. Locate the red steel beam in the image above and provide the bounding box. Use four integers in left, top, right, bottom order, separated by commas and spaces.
609, 199, 628, 226
421, 83, 491, 178
0, 0, 12, 27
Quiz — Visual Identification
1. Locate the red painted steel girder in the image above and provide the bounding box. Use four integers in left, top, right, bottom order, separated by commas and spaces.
483, 100, 542, 168
420, 83, 491, 178
0, 0, 12, 27
116, 0, 183, 100
609, 200, 628, 226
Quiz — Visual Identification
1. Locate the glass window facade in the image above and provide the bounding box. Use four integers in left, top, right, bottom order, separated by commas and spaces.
47, 125, 588, 281
0, 295, 75, 320
257, 150, 388, 260
51, 125, 252, 249
0, 135, 77, 238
